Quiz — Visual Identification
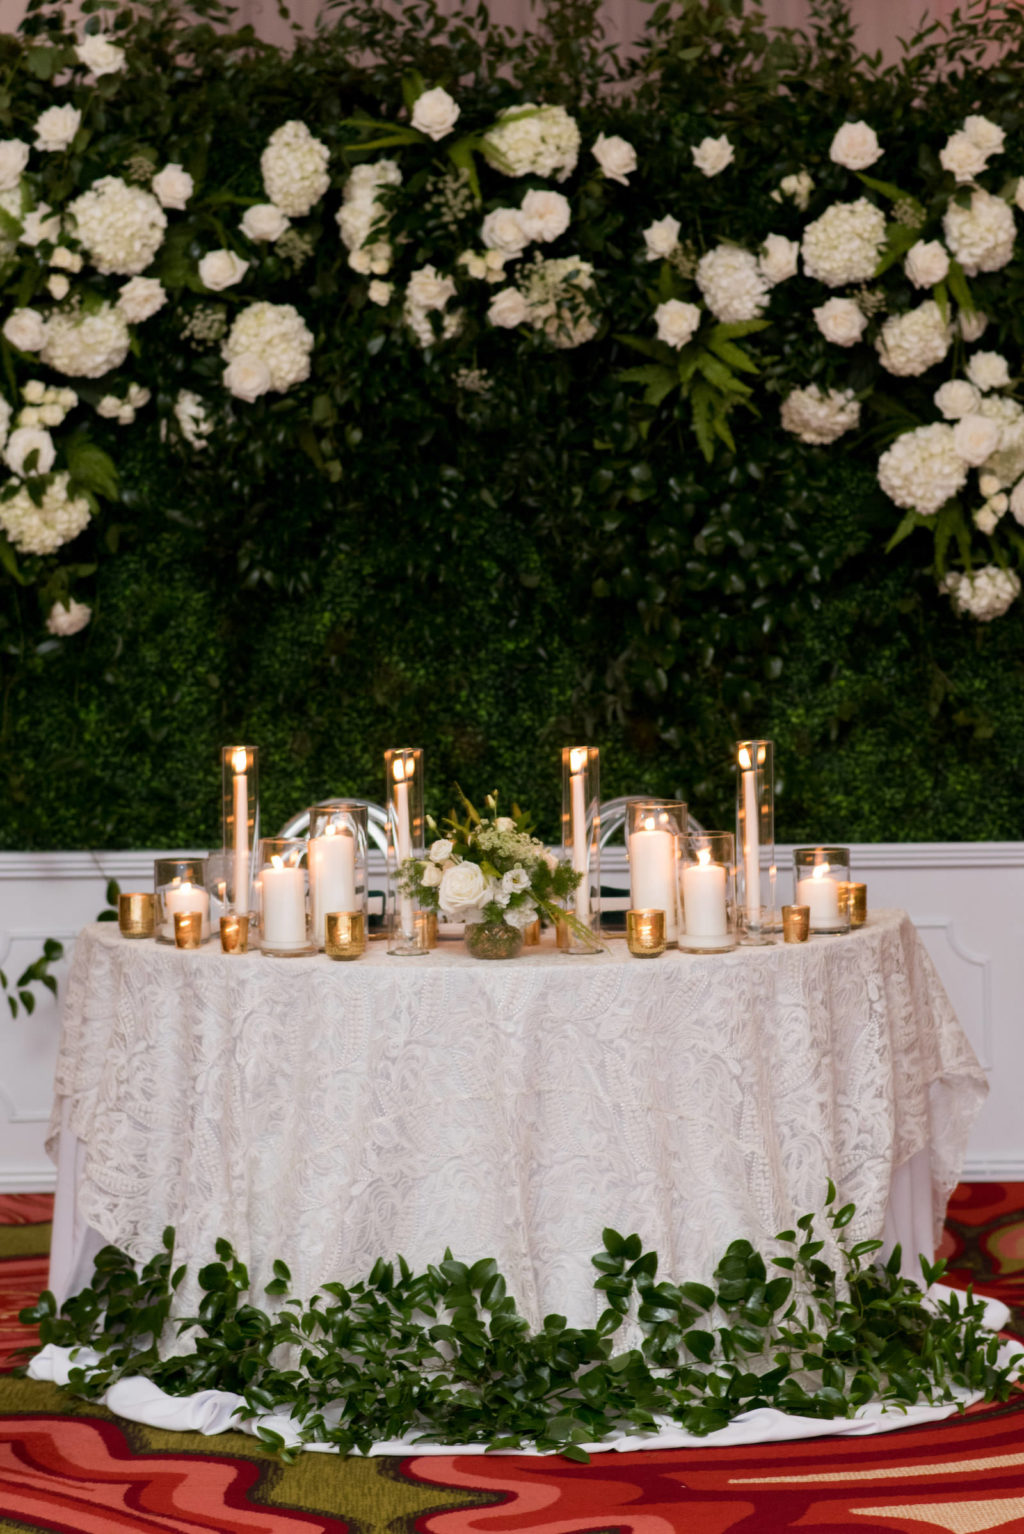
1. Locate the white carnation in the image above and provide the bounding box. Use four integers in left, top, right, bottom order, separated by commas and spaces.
952, 413, 1001, 466
780, 384, 860, 444
758, 233, 799, 285
0, 139, 28, 191
944, 565, 1020, 621
5, 425, 55, 477
483, 103, 580, 183
260, 120, 330, 217
0, 472, 90, 554
829, 121, 882, 171
643, 214, 681, 261
875, 301, 951, 377
518, 188, 571, 244
34, 104, 81, 153
654, 298, 700, 350
75, 33, 125, 75
41, 303, 130, 377
904, 239, 949, 289
221, 300, 313, 396
877, 423, 968, 515
813, 296, 866, 347
411, 86, 460, 141
696, 244, 768, 323
963, 115, 1005, 155
939, 131, 989, 183
801, 197, 886, 287
151, 163, 193, 210
198, 249, 249, 291
68, 177, 167, 275
117, 276, 167, 323
592, 132, 637, 184
691, 134, 734, 177
943, 188, 1015, 276
241, 204, 290, 242
934, 379, 982, 419
46, 597, 91, 636
965, 350, 1012, 391
3, 308, 46, 353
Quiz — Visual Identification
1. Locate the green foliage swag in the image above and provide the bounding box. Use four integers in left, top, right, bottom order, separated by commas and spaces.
1, 0, 1024, 849
23, 1186, 1020, 1459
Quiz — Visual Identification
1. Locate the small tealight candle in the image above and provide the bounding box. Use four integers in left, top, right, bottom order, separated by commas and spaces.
626, 908, 666, 957
173, 911, 203, 950
162, 878, 210, 942
219, 915, 248, 953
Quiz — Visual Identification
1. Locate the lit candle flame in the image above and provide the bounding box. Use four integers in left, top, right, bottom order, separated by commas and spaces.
643, 815, 656, 833
738, 746, 752, 770
325, 822, 336, 838
232, 747, 247, 775
569, 746, 588, 775
271, 854, 284, 871
393, 756, 408, 783
697, 847, 712, 868
812, 861, 831, 881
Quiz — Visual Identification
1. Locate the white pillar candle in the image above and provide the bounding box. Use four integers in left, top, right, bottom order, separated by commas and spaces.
262, 856, 307, 949
570, 748, 589, 922
680, 848, 729, 950
629, 818, 678, 942
310, 826, 357, 945
162, 879, 210, 942
393, 758, 415, 937
739, 746, 760, 926
231, 748, 249, 912
796, 861, 840, 930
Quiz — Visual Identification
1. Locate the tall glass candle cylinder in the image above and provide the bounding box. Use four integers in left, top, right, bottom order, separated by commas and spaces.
679, 831, 736, 952
256, 837, 314, 956
153, 857, 210, 945
221, 745, 259, 916
560, 745, 601, 952
625, 800, 686, 947
735, 739, 775, 945
793, 847, 851, 934
309, 803, 368, 950
385, 748, 426, 956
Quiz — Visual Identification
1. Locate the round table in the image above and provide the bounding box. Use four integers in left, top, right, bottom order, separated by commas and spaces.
48, 912, 987, 1332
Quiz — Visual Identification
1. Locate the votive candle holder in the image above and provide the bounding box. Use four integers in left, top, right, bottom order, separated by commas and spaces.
257, 838, 315, 957
625, 800, 686, 947
782, 905, 810, 943
839, 881, 867, 928
793, 847, 852, 935
626, 908, 666, 957
219, 914, 249, 953
154, 857, 210, 945
309, 803, 368, 951
173, 910, 204, 950
561, 745, 601, 953
679, 830, 736, 953
118, 892, 155, 939
325, 910, 367, 960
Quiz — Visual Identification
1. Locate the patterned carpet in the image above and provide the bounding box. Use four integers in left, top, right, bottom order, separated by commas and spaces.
2, 1185, 1024, 1533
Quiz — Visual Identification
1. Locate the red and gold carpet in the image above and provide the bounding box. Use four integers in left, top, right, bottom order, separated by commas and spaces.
2, 1184, 1024, 1533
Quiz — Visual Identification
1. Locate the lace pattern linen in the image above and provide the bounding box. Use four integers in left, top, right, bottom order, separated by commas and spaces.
49, 912, 987, 1330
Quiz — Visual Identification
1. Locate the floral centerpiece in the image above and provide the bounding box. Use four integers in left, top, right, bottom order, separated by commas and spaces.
400, 793, 583, 958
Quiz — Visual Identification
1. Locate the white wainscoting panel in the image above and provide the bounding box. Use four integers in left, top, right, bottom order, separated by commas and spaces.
0, 844, 1020, 1189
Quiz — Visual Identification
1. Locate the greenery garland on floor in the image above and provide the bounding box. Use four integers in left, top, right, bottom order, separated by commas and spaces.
22, 1186, 1021, 1461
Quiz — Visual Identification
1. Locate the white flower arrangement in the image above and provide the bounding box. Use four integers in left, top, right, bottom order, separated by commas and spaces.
68, 176, 167, 275
780, 385, 860, 445
800, 197, 886, 287
260, 120, 330, 217
336, 160, 401, 275
483, 103, 580, 182
221, 301, 313, 398
696, 245, 768, 323
877, 423, 969, 516
0, 472, 91, 554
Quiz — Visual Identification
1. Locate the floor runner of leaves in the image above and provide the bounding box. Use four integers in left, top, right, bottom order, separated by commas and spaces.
2, 1185, 1024, 1533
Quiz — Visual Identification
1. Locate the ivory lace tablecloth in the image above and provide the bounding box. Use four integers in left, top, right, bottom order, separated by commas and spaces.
48, 912, 987, 1329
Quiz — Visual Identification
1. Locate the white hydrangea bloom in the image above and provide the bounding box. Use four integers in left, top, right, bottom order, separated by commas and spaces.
696, 245, 768, 323
944, 565, 1020, 620
5, 425, 55, 477
829, 121, 882, 171
966, 350, 1012, 391
221, 301, 313, 396
875, 302, 951, 377
518, 255, 597, 348
3, 308, 46, 352
68, 177, 167, 275
483, 103, 580, 182
877, 423, 968, 515
117, 276, 167, 323
260, 121, 330, 217
40, 303, 130, 377
977, 395, 1024, 487
934, 379, 982, 419
943, 188, 1015, 276
801, 197, 886, 287
46, 597, 91, 636
939, 131, 989, 183
780, 384, 860, 444
19, 203, 59, 247
173, 390, 213, 450
0, 472, 91, 553
336, 160, 401, 275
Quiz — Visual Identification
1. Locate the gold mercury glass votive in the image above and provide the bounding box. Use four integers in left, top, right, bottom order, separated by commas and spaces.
173, 910, 204, 950
839, 882, 867, 928
626, 908, 666, 958
782, 904, 810, 943
416, 910, 438, 951
325, 910, 367, 960
219, 914, 249, 954
522, 919, 541, 946
118, 891, 155, 939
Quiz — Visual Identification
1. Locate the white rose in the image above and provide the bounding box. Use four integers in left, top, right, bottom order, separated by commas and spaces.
199, 249, 249, 291
493, 816, 517, 832
940, 130, 988, 182
5, 426, 55, 477
74, 33, 125, 75
480, 207, 528, 256
813, 296, 867, 348
223, 352, 272, 402
34, 104, 81, 153
643, 214, 681, 261
0, 139, 28, 191
966, 350, 1012, 391
488, 287, 529, 328
117, 276, 167, 323
420, 862, 442, 887
953, 413, 1001, 466
47, 274, 69, 300
437, 860, 489, 919
904, 239, 950, 289
518, 188, 571, 244
691, 134, 734, 177
758, 233, 799, 285
458, 249, 488, 279
429, 839, 453, 863
411, 86, 460, 141
151, 163, 194, 210
934, 379, 982, 419
829, 120, 882, 171
654, 298, 700, 349
3, 308, 46, 352
367, 279, 392, 305
964, 115, 1005, 155
777, 170, 814, 210
46, 597, 91, 636
241, 203, 290, 242
592, 132, 637, 185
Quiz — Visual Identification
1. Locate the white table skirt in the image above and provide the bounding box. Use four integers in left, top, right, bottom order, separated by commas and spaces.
48, 913, 987, 1332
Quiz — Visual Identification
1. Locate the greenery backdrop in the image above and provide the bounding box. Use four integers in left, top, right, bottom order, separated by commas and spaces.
1, 0, 1023, 848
